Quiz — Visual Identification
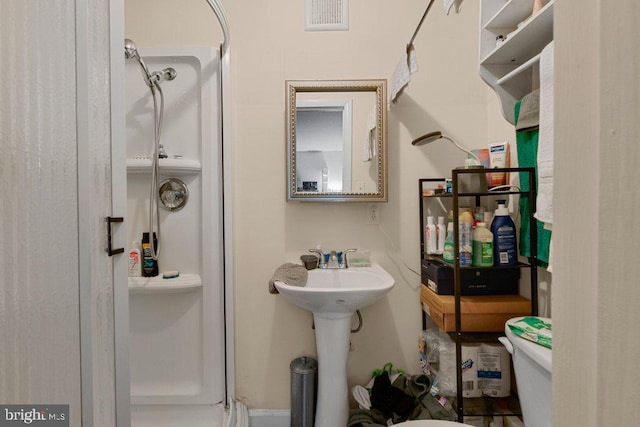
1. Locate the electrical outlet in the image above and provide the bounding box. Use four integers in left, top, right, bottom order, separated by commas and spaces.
366, 204, 379, 225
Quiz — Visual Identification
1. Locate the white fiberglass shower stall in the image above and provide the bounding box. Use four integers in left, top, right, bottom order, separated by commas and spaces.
2, 0, 238, 425
125, 46, 227, 425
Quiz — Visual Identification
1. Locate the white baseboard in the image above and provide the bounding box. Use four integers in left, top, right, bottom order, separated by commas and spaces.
248, 409, 290, 427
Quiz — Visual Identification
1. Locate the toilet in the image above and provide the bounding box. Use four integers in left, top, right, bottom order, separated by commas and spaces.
500, 317, 552, 427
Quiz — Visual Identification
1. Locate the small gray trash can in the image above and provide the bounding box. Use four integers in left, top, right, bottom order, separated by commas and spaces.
290, 356, 317, 427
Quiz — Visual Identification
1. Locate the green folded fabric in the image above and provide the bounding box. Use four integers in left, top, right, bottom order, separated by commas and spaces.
348, 408, 387, 427
515, 100, 552, 267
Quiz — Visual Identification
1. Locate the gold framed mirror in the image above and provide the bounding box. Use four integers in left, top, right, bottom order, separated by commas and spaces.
286, 79, 387, 202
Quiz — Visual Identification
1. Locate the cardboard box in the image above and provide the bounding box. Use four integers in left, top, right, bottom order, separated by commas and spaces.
421, 258, 519, 296
421, 285, 531, 332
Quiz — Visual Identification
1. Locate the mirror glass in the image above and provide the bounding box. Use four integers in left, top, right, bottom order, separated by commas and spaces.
286, 80, 387, 202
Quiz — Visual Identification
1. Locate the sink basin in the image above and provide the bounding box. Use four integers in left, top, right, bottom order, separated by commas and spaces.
275, 262, 394, 427
274, 262, 394, 314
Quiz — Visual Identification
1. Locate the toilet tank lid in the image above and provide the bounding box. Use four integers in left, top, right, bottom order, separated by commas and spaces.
505, 316, 552, 373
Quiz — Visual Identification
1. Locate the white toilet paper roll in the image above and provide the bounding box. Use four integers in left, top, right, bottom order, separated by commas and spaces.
461, 344, 482, 398
437, 342, 481, 397
478, 343, 511, 397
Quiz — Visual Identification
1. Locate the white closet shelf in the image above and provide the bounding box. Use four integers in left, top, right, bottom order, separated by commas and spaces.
128, 273, 202, 294
126, 158, 201, 175
479, 0, 554, 124
480, 1, 553, 66
485, 0, 551, 30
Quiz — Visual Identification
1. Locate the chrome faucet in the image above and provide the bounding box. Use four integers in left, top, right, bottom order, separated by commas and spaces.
308, 248, 357, 269
327, 250, 340, 269
340, 248, 357, 268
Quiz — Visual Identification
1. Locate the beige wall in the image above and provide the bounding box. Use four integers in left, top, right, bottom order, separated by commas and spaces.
127, 0, 496, 409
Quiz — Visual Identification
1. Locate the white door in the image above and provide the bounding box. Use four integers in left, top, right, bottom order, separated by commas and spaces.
0, 1, 129, 426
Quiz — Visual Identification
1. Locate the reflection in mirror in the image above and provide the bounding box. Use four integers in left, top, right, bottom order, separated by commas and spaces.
286, 80, 387, 202
296, 97, 353, 192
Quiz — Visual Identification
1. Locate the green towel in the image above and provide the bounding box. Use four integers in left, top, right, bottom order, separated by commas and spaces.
514, 100, 552, 267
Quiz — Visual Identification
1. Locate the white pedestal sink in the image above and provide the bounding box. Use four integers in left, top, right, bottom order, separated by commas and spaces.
275, 263, 394, 427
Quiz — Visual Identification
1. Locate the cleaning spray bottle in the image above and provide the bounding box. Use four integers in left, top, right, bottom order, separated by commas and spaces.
490, 200, 518, 266
459, 210, 474, 267
443, 222, 455, 264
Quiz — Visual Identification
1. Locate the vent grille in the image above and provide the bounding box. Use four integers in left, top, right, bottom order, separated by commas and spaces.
305, 0, 349, 31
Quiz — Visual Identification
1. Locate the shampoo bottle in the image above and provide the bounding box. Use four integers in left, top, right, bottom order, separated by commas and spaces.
426, 216, 437, 254
459, 210, 474, 267
128, 241, 141, 277
472, 222, 494, 267
142, 232, 159, 277
490, 200, 518, 266
436, 216, 446, 255
442, 222, 455, 264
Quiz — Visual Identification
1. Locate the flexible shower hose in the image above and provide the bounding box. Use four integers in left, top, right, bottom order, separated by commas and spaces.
148, 82, 165, 260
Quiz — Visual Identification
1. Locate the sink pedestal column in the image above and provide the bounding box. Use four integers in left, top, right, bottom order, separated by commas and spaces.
313, 312, 352, 427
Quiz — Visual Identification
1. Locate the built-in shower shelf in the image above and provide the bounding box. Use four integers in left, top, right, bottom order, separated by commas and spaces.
128, 273, 202, 294
126, 158, 201, 175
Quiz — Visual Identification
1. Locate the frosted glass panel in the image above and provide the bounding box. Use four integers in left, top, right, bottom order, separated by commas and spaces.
0, 1, 81, 424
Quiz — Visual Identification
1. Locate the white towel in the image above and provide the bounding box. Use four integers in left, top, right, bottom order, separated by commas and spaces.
443, 0, 463, 15
389, 45, 418, 103
535, 41, 554, 225
363, 110, 378, 162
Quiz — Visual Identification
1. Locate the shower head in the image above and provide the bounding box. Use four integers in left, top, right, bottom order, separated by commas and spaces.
124, 38, 139, 60
124, 38, 155, 86
124, 38, 177, 86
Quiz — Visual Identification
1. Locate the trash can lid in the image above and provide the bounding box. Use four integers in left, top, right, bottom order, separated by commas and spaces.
290, 356, 318, 373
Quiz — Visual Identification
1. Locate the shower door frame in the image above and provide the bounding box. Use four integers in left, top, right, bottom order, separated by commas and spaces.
110, 0, 131, 425
109, 1, 235, 424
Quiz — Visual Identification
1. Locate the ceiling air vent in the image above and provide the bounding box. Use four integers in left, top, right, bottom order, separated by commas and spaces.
305, 0, 349, 31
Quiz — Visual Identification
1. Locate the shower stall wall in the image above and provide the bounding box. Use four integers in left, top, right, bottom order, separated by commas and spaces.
125, 47, 226, 426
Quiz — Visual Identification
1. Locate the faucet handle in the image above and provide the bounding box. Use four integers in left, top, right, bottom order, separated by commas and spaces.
308, 249, 326, 268
340, 248, 357, 268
